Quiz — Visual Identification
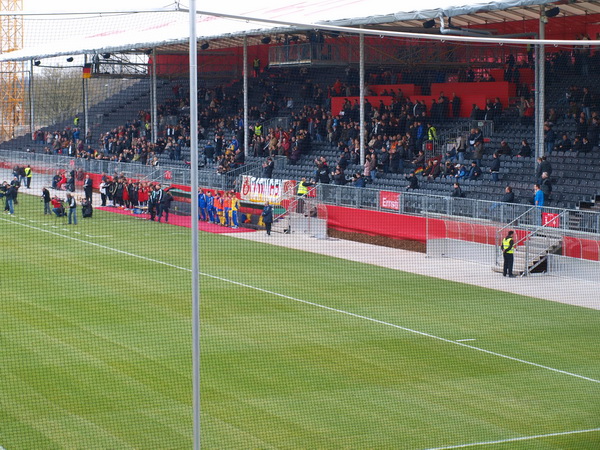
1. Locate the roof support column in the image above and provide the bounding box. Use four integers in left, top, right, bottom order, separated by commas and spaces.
83, 54, 89, 143
243, 35, 249, 157
28, 59, 34, 140
535, 5, 546, 160
151, 48, 158, 144
359, 29, 365, 165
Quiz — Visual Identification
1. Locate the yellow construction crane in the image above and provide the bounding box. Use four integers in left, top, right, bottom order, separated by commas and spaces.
0, 0, 24, 142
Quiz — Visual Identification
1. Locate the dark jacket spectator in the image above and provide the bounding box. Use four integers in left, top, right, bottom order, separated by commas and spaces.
352, 172, 366, 188
556, 134, 572, 152
467, 162, 482, 180
502, 186, 515, 203
490, 153, 501, 172
540, 173, 553, 199
536, 157, 552, 180
315, 162, 331, 184
498, 140, 512, 156
406, 172, 419, 190
262, 157, 274, 178
451, 183, 465, 198
517, 140, 532, 157
332, 167, 347, 185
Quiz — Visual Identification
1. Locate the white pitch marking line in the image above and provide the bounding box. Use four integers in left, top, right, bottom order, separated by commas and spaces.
2, 217, 600, 386
456, 339, 476, 342
425, 426, 600, 449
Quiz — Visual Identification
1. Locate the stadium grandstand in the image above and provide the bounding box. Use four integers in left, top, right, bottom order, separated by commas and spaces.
1, 1, 600, 448
2, 2, 600, 209
1, 1, 600, 263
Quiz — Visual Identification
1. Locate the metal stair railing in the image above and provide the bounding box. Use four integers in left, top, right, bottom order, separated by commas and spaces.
519, 211, 566, 276
271, 185, 319, 234
495, 205, 537, 268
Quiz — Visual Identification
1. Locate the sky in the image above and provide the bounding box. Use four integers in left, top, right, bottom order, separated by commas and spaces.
18, 1, 188, 47
22, 1, 183, 14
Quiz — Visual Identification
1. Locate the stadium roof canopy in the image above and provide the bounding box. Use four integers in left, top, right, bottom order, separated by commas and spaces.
1, 0, 598, 62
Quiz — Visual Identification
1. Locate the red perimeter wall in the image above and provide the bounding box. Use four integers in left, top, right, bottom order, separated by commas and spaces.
563, 236, 600, 261
326, 205, 599, 261
326, 205, 498, 243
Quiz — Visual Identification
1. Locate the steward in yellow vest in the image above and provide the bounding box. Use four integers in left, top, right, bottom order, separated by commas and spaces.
24, 165, 32, 189
501, 230, 515, 277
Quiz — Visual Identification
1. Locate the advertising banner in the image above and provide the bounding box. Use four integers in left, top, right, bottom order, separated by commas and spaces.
240, 176, 296, 204
379, 190, 400, 211
542, 212, 560, 228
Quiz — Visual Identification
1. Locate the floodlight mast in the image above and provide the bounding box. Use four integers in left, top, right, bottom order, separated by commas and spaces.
188, 0, 200, 449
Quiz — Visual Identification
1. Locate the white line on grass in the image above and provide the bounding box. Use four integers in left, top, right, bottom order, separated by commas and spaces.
3, 217, 600, 386
456, 339, 476, 342
425, 426, 600, 449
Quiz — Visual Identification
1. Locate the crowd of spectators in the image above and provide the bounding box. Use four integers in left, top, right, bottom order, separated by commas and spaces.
19, 49, 600, 210
34, 111, 166, 166
543, 84, 600, 154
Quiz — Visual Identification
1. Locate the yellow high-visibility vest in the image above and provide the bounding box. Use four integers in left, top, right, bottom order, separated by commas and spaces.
297, 181, 308, 195
502, 237, 514, 254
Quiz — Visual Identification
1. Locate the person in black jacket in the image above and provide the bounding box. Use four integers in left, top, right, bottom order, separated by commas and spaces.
83, 174, 93, 202
517, 139, 532, 157
451, 182, 465, 198
262, 157, 274, 179
66, 171, 75, 192
148, 184, 163, 221
489, 152, 501, 182
536, 157, 553, 182
81, 198, 93, 218
332, 166, 347, 185
502, 186, 515, 203
42, 187, 51, 214
467, 161, 482, 180
405, 171, 419, 190
158, 188, 174, 223
66, 193, 77, 225
261, 201, 273, 236
314, 157, 331, 184
4, 183, 17, 215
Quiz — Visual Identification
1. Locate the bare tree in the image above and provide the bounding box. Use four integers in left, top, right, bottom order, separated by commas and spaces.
33, 67, 82, 127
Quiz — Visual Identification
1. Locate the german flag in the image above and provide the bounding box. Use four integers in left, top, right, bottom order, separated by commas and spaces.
82, 63, 92, 79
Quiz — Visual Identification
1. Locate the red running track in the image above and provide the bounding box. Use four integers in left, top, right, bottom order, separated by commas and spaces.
97, 206, 255, 234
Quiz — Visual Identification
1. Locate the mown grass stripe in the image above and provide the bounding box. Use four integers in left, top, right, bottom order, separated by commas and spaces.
3, 216, 599, 386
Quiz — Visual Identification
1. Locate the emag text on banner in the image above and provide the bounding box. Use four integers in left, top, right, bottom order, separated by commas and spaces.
379, 190, 400, 211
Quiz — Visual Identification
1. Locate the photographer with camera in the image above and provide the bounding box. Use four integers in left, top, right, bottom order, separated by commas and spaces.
51, 196, 66, 217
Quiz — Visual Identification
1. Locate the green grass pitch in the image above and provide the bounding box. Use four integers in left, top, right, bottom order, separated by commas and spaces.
1, 195, 599, 449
